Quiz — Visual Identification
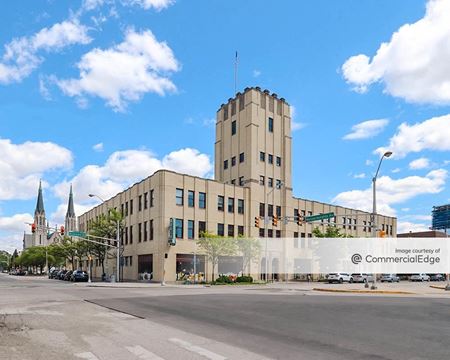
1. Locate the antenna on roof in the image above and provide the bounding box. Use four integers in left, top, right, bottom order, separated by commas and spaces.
234, 51, 238, 95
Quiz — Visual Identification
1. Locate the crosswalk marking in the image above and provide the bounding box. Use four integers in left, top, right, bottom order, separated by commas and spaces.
126, 345, 165, 360
75, 352, 100, 360
169, 338, 227, 360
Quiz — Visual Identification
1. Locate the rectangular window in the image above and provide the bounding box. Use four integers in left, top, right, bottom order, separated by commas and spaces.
188, 220, 194, 239
276, 157, 281, 166
138, 223, 142, 242
224, 160, 228, 169
238, 225, 244, 236
129, 225, 133, 244
150, 219, 154, 240
218, 196, 224, 211
260, 152, 265, 161
231, 120, 236, 135
260, 176, 265, 186
268, 178, 273, 187
268, 204, 273, 217
217, 223, 224, 236
276, 179, 282, 188
268, 154, 273, 164
129, 256, 133, 267
259, 228, 265, 237
188, 190, 195, 207
150, 189, 154, 207
239, 152, 244, 163
228, 224, 234, 237
199, 221, 206, 237
138, 195, 142, 211
125, 202, 128, 216
353, 219, 357, 230
294, 208, 299, 222
199, 192, 206, 209
268, 229, 273, 238
144, 192, 148, 209
228, 197, 234, 213
259, 203, 265, 217
175, 219, 183, 238
238, 199, 244, 214
231, 179, 235, 185
231, 156, 236, 166
268, 117, 274, 132
144, 221, 148, 241
130, 199, 133, 215
276, 230, 281, 238
121, 204, 124, 216
276, 206, 281, 217
176, 188, 183, 206
239, 176, 244, 186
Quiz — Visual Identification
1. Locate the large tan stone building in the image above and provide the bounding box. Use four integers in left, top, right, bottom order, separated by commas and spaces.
78, 87, 396, 282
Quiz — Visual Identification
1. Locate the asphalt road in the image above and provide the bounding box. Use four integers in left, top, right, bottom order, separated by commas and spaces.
90, 291, 450, 360
1, 274, 449, 360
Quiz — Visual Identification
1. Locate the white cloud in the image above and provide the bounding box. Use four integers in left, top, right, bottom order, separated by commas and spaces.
93, 142, 104, 152
409, 157, 430, 170
122, 0, 175, 11
0, 19, 91, 84
0, 139, 73, 200
82, 0, 106, 11
0, 214, 33, 233
400, 207, 410, 212
375, 114, 450, 158
343, 119, 389, 140
365, 159, 374, 166
0, 233, 25, 254
56, 29, 180, 111
292, 121, 307, 131
353, 173, 366, 179
342, 0, 450, 104
53, 147, 212, 206
332, 169, 448, 216
397, 221, 430, 234
253, 69, 261, 78
392, 168, 401, 173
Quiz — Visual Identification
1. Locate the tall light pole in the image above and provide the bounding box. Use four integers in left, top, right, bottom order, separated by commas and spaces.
89, 193, 120, 283
370, 151, 392, 290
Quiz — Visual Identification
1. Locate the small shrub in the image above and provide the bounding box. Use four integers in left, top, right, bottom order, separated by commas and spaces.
236, 276, 253, 283
215, 275, 233, 283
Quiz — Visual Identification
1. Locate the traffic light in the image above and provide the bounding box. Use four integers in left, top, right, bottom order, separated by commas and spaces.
296, 216, 302, 226
254, 216, 260, 228
31, 223, 36, 233
272, 215, 278, 227
60, 226, 65, 236
379, 230, 386, 238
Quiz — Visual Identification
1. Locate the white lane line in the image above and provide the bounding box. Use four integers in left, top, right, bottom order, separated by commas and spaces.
75, 352, 100, 360
126, 345, 165, 360
169, 338, 227, 360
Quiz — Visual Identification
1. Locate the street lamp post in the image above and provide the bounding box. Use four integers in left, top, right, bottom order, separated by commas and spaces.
370, 151, 392, 290
89, 193, 120, 283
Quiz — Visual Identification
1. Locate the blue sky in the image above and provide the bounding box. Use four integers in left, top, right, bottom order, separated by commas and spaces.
1, 0, 450, 252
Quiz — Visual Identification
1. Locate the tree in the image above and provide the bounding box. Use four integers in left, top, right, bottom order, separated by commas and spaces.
88, 208, 123, 276
0, 250, 10, 270
16, 246, 55, 273
196, 232, 237, 282
312, 226, 352, 238
236, 236, 261, 275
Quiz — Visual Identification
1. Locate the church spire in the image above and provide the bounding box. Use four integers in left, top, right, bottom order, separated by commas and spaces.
35, 180, 45, 215
66, 184, 75, 218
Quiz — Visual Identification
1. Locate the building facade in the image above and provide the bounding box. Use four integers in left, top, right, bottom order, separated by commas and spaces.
78, 87, 397, 282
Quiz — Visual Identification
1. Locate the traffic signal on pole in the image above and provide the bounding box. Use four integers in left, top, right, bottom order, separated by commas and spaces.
255, 216, 260, 228
379, 230, 386, 238
272, 215, 278, 227
60, 226, 65, 236
31, 223, 36, 233
296, 216, 302, 226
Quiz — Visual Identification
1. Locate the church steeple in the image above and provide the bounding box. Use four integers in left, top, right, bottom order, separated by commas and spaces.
35, 180, 45, 215
65, 184, 77, 233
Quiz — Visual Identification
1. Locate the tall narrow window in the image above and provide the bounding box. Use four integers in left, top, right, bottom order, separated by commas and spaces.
150, 219, 154, 240
150, 189, 154, 207
175, 219, 183, 238
260, 176, 265, 185
199, 192, 206, 209
268, 154, 273, 164
231, 120, 236, 135
130, 199, 133, 215
268, 204, 273, 217
231, 156, 236, 166
228, 224, 234, 237
188, 190, 194, 207
260, 152, 265, 161
199, 221, 206, 237
238, 199, 244, 214
218, 196, 224, 211
276, 206, 281, 217
276, 157, 281, 166
188, 220, 194, 239
268, 117, 274, 132
144, 221, 148, 241
176, 188, 183, 205
129, 225, 133, 244
238, 225, 244, 236
217, 223, 224, 236
138, 195, 142, 211
138, 223, 142, 242
259, 202, 265, 217
224, 160, 228, 169
228, 197, 234, 213
144, 192, 148, 209
239, 152, 244, 163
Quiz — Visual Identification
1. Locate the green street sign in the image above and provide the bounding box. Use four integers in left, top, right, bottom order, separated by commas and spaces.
68, 231, 87, 238
305, 212, 335, 222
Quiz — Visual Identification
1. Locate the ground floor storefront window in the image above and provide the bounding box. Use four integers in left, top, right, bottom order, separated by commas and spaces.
176, 254, 205, 282
138, 254, 153, 280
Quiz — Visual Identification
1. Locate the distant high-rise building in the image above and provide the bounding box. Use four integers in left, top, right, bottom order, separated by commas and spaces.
432, 204, 450, 231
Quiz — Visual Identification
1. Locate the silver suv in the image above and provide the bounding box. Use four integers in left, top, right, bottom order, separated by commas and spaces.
380, 274, 400, 283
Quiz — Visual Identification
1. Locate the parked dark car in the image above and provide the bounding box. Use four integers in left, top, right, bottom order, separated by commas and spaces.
63, 270, 73, 281
49, 269, 59, 279
71, 270, 89, 282
430, 274, 445, 281
57, 270, 68, 280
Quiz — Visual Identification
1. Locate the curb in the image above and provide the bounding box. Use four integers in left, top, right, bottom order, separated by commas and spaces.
429, 285, 447, 290
312, 288, 414, 295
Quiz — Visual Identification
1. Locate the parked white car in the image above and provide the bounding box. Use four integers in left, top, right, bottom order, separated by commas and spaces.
380, 274, 400, 283
327, 273, 353, 283
410, 273, 430, 282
